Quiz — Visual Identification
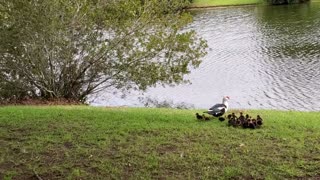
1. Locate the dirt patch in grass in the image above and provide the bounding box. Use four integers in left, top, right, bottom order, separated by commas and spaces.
0, 161, 18, 172
34, 170, 64, 180
9, 127, 33, 135
157, 144, 178, 155
294, 175, 320, 179
39, 149, 67, 166
129, 129, 162, 137
11, 169, 64, 180
63, 141, 74, 149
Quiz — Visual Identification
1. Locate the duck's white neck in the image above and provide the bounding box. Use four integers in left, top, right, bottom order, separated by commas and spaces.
223, 100, 229, 109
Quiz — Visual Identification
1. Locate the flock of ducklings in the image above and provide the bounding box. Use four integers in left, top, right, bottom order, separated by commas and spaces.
195, 112, 263, 129
226, 112, 263, 129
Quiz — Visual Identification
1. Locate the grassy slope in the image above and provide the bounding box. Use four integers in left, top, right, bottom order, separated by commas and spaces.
191, 0, 265, 7
0, 106, 320, 179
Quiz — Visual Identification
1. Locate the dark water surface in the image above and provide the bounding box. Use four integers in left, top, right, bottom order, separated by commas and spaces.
92, 2, 320, 111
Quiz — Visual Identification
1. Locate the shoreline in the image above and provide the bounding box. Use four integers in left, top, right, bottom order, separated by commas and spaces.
1, 104, 319, 112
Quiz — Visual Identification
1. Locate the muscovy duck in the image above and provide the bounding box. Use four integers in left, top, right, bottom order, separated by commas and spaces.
204, 96, 230, 117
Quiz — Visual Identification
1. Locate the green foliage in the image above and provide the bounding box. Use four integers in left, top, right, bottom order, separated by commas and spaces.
0, 0, 207, 102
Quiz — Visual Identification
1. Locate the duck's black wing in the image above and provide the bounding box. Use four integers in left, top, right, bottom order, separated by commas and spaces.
205, 104, 227, 117
209, 104, 226, 111
211, 108, 226, 117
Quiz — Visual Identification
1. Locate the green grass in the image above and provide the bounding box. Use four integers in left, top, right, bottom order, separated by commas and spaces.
1, 106, 320, 179
190, 0, 265, 7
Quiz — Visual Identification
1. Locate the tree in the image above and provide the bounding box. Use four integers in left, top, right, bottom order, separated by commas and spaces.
0, 0, 207, 102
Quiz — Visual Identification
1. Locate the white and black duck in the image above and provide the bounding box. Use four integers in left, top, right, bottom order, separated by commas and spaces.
204, 96, 230, 117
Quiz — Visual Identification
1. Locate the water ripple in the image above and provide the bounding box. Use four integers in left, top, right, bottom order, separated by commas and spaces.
93, 3, 320, 111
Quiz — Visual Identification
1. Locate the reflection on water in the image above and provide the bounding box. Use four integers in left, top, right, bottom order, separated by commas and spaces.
92, 2, 320, 111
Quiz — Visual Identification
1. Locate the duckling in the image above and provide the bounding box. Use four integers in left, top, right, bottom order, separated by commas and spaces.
243, 116, 251, 128
219, 117, 225, 121
242, 120, 248, 128
249, 123, 256, 129
232, 112, 237, 119
228, 116, 234, 126
196, 113, 203, 120
236, 119, 242, 126
252, 119, 257, 127
248, 119, 256, 129
257, 115, 263, 126
239, 112, 245, 123
229, 116, 237, 127
202, 114, 210, 121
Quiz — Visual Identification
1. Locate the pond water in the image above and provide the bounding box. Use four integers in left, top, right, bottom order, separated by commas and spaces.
91, 2, 320, 111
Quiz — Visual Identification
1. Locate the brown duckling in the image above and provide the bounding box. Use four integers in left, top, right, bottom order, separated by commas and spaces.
252, 119, 257, 126
256, 115, 263, 126
202, 114, 210, 121
196, 113, 203, 120
239, 112, 245, 123
219, 117, 225, 121
248, 119, 256, 129
232, 112, 237, 119
236, 119, 242, 126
